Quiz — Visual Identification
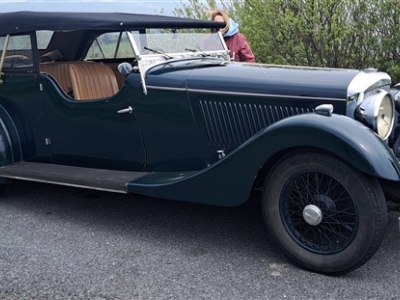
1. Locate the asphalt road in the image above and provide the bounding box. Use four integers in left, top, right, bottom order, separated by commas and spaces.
0, 181, 399, 300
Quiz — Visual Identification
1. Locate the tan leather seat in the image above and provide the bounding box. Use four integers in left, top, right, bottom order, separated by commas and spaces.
40, 62, 73, 94
69, 62, 119, 100
106, 63, 127, 88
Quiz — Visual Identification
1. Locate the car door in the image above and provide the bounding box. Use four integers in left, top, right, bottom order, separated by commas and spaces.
43, 82, 145, 171
41, 30, 145, 171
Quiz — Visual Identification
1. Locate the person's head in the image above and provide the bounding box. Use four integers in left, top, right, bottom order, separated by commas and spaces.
210, 10, 229, 35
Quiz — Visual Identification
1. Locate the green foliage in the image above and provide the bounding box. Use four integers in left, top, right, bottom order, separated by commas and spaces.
171, 0, 400, 83
236, 0, 380, 69
173, 0, 237, 21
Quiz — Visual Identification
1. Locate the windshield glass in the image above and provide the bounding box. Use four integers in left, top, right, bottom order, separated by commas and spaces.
134, 29, 227, 56
128, 28, 229, 96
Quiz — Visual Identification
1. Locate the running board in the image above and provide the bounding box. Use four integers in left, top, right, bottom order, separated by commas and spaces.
0, 162, 149, 193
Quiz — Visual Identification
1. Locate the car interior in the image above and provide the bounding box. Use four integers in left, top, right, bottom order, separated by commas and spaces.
37, 30, 132, 100
40, 61, 121, 100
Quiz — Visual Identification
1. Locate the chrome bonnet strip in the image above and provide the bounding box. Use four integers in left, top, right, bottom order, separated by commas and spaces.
146, 85, 345, 102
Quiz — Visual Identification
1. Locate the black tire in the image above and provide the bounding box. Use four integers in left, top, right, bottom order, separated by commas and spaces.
262, 151, 388, 275
0, 183, 7, 195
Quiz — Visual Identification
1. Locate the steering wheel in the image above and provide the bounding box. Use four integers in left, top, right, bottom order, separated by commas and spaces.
4, 55, 31, 67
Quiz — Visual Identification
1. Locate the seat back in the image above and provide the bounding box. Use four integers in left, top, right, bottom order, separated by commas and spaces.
105, 62, 127, 88
40, 62, 73, 94
69, 62, 119, 100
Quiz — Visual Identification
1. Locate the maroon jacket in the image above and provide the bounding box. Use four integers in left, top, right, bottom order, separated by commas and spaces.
224, 33, 256, 63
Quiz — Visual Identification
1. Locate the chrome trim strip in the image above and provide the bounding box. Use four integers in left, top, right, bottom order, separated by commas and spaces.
136, 48, 228, 95
0, 34, 10, 75
126, 31, 140, 58
0, 175, 127, 194
146, 85, 345, 101
127, 30, 149, 95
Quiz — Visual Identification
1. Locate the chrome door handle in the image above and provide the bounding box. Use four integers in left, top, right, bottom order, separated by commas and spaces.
117, 106, 133, 114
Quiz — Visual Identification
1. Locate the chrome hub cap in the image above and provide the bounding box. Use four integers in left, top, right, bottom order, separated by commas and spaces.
302, 204, 323, 226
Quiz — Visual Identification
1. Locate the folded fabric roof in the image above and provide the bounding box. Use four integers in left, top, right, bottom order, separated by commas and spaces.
0, 11, 225, 36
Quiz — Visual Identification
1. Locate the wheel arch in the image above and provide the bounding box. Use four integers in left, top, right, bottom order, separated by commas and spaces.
253, 146, 309, 190
253, 113, 400, 190
254, 146, 382, 191
0, 100, 22, 167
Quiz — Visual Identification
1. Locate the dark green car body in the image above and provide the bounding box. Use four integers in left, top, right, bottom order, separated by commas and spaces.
0, 60, 397, 204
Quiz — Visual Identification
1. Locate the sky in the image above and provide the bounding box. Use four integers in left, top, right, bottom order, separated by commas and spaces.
0, 0, 192, 15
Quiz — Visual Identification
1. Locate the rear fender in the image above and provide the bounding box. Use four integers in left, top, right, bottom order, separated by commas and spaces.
128, 113, 400, 206
0, 102, 21, 168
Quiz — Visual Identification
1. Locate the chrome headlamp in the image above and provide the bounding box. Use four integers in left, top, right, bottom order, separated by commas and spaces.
355, 89, 394, 140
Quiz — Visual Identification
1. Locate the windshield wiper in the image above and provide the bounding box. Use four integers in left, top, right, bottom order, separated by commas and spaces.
185, 47, 210, 57
143, 47, 173, 59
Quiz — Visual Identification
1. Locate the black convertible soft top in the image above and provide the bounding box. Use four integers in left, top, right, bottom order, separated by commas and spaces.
0, 11, 224, 36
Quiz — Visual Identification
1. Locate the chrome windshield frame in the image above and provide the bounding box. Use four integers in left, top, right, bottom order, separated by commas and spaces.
126, 29, 230, 95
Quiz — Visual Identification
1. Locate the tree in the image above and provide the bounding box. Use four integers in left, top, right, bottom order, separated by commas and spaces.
172, 0, 400, 83
236, 0, 381, 69
173, 0, 218, 20
372, 0, 400, 82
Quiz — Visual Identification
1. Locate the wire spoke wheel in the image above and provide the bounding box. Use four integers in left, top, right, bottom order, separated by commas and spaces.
281, 171, 357, 254
263, 151, 388, 275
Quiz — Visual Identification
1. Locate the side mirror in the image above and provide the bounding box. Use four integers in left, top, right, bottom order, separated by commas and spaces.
117, 62, 133, 75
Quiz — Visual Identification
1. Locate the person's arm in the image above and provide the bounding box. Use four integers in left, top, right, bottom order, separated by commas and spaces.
238, 33, 256, 63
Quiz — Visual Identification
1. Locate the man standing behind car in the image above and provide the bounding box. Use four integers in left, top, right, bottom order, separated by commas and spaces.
211, 10, 256, 63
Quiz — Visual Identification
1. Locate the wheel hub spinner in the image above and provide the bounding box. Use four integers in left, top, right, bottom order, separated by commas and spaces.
302, 204, 323, 226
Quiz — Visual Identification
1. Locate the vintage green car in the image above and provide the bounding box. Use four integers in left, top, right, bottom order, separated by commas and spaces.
0, 10, 399, 275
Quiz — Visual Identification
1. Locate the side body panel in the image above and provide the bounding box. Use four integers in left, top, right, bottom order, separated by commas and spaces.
185, 63, 355, 163
0, 74, 47, 162
134, 61, 357, 168
127, 114, 400, 206
41, 75, 146, 171
125, 73, 208, 171
0, 73, 146, 171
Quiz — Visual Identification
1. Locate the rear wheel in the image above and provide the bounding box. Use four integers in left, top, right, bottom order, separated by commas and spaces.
262, 151, 388, 275
0, 182, 7, 195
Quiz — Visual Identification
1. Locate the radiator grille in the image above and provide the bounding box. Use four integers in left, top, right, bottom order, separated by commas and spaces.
199, 100, 312, 147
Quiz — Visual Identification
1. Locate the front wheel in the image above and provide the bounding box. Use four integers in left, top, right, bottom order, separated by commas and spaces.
263, 151, 388, 275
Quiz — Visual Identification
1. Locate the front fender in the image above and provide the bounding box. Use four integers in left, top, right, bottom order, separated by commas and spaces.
259, 113, 400, 180
128, 113, 400, 206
